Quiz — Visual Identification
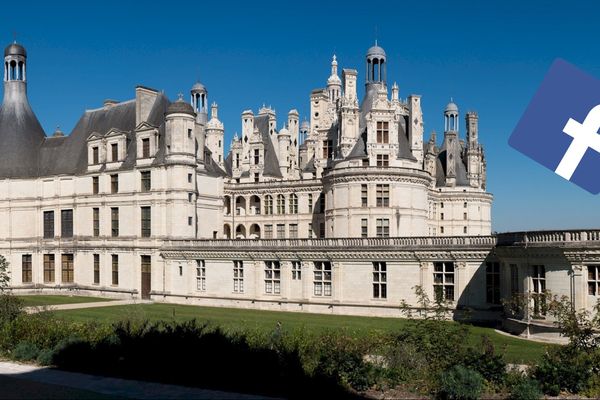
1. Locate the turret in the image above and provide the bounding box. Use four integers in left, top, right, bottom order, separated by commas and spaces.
465, 111, 483, 188
408, 94, 424, 165
241, 109, 254, 155
278, 124, 291, 177
190, 81, 208, 124
365, 41, 386, 88
443, 100, 459, 186
206, 102, 225, 167
327, 55, 342, 102
165, 96, 197, 165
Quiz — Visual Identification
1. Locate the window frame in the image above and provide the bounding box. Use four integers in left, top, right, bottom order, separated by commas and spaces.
61, 254, 74, 284
313, 261, 332, 297
433, 261, 455, 302
233, 260, 244, 293
264, 261, 281, 294
22, 254, 32, 283
196, 260, 206, 291
373, 261, 387, 299
141, 206, 151, 238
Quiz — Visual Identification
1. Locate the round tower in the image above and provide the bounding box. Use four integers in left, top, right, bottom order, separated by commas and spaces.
366, 41, 386, 87
327, 55, 342, 102
190, 81, 208, 124
444, 99, 459, 132
206, 102, 225, 166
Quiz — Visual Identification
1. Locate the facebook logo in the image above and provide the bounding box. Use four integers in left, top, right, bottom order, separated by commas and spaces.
509, 59, 600, 194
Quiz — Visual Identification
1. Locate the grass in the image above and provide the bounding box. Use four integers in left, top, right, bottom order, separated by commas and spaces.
17, 295, 112, 307
53, 303, 554, 364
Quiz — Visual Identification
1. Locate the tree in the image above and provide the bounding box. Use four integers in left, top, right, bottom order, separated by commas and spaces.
0, 254, 10, 292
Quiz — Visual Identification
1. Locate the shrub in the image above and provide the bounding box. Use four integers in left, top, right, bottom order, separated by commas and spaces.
0, 294, 23, 325
462, 336, 506, 384
12, 341, 40, 362
532, 345, 592, 395
36, 347, 55, 365
509, 378, 542, 400
437, 365, 483, 400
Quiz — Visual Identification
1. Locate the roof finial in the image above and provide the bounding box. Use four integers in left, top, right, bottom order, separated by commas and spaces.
12, 31, 17, 44
177, 92, 184, 101
375, 25, 378, 46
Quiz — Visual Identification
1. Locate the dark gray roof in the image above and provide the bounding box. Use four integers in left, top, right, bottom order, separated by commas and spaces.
347, 129, 367, 159
302, 156, 316, 172
254, 114, 282, 178
436, 140, 469, 187
167, 99, 195, 116
224, 152, 233, 176
5, 43, 26, 57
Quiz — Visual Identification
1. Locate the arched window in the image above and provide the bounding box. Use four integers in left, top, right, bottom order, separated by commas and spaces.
264, 195, 273, 215
17, 62, 23, 81
277, 194, 285, 214
289, 193, 298, 214
9, 61, 16, 80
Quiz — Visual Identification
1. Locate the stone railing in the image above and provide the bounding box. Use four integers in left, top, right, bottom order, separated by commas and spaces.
497, 230, 600, 246
162, 235, 497, 250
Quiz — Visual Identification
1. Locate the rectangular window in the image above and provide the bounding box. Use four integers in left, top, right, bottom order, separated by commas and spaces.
308, 223, 313, 239
264, 261, 281, 294
254, 173, 259, 183
464, 212, 467, 220
235, 154, 240, 169
323, 140, 333, 159
141, 206, 151, 238
142, 138, 150, 158
289, 224, 298, 238
292, 261, 302, 280
265, 224, 273, 239
254, 149, 260, 165
188, 193, 193, 203
319, 223, 325, 238
264, 196, 273, 215
92, 146, 99, 164
588, 265, 600, 296
308, 193, 313, 213
43, 254, 55, 283
111, 143, 118, 162
276, 195, 285, 214
463, 226, 467, 234
532, 265, 546, 316
376, 218, 389, 237
441, 213, 444, 220
376, 184, 390, 207
289, 194, 298, 214
188, 216, 193, 226
61, 209, 73, 238
376, 154, 389, 167
233, 260, 244, 293
141, 171, 151, 192
361, 184, 368, 207
510, 264, 519, 295
433, 261, 455, 301
21, 254, 32, 283
111, 207, 119, 237
61, 254, 74, 283
92, 176, 99, 194
93, 254, 100, 285
110, 174, 119, 193
93, 208, 100, 237
373, 262, 387, 299
318, 193, 325, 213
277, 224, 285, 238
188, 129, 192, 138
43, 211, 54, 239
486, 262, 500, 304
111, 254, 119, 286
361, 219, 368, 238
313, 261, 332, 296
196, 260, 206, 291
188, 173, 192, 183
376, 121, 389, 143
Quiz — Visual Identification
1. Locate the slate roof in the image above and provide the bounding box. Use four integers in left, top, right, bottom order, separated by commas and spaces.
436, 141, 469, 187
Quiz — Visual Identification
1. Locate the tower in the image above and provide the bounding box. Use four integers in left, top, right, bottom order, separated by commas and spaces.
190, 81, 208, 124
165, 96, 197, 164
465, 111, 483, 188
327, 55, 342, 102
443, 100, 459, 186
205, 102, 225, 167
365, 41, 386, 87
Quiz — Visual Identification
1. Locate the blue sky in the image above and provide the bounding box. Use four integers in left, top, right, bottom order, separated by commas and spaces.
1, 0, 599, 232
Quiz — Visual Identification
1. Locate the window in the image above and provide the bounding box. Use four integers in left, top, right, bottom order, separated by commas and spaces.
361, 219, 368, 238
265, 224, 273, 239
464, 213, 467, 220
588, 265, 600, 295
376, 184, 390, 207
179, 265, 183, 276
376, 219, 389, 237
361, 184, 368, 207
264, 261, 281, 294
308, 194, 313, 213
187, 128, 192, 139
43, 211, 54, 239
188, 173, 192, 183
373, 262, 387, 299
289, 224, 298, 238
510, 264, 519, 295
111, 143, 118, 162
110, 174, 119, 193
319, 223, 325, 238
440, 202, 444, 208
440, 213, 444, 220
61, 209, 73, 238
142, 138, 150, 158
318, 193, 325, 213
433, 261, 455, 301
111, 255, 119, 286
235, 154, 240, 169
43, 254, 55, 283
376, 154, 389, 167
277, 224, 285, 238
463, 226, 467, 234
93, 208, 100, 237
93, 254, 100, 285
92, 146, 99, 164
289, 194, 298, 214
440, 226, 444, 234
111, 207, 119, 237
276, 194, 285, 214
61, 254, 74, 283
464, 202, 467, 208
532, 265, 546, 315
322, 140, 333, 159
254, 173, 259, 183
376, 121, 389, 143
233, 260, 244, 293
141, 171, 151, 192
188, 216, 193, 226
92, 176, 99, 194
141, 206, 151, 238
313, 261, 332, 296
486, 262, 500, 304
308, 223, 313, 239
196, 260, 206, 291
292, 261, 302, 280
254, 149, 260, 165
264, 195, 273, 215
22, 255, 32, 283
188, 193, 193, 202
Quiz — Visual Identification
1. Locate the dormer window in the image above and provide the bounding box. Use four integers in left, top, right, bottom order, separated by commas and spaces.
142, 138, 150, 158
254, 149, 260, 165
111, 143, 118, 162
376, 121, 389, 143
92, 147, 99, 164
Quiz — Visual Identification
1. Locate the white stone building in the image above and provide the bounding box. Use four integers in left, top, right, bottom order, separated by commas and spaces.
1, 42, 598, 332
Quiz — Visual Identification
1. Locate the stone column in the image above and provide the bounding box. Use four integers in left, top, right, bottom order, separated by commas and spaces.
254, 260, 262, 299
332, 261, 342, 302
455, 261, 467, 304
571, 264, 585, 311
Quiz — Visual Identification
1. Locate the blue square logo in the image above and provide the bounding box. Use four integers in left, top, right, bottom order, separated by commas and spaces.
509, 59, 600, 194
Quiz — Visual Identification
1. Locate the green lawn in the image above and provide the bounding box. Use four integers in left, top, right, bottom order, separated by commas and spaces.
17, 295, 112, 307
53, 303, 553, 364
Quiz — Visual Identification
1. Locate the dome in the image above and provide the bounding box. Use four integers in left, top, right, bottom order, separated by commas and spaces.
4, 42, 26, 58
445, 100, 459, 113
191, 81, 206, 93
52, 127, 65, 137
167, 98, 195, 116
279, 126, 290, 136
327, 74, 341, 85
366, 43, 386, 59
300, 120, 310, 131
